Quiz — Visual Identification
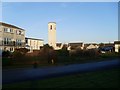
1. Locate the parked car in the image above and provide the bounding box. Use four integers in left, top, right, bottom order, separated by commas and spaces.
99, 46, 114, 53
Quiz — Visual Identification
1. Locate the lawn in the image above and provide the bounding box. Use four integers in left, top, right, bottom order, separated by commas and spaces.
3, 68, 120, 89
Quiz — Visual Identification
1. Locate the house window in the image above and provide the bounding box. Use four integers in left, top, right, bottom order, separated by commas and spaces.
4, 38, 8, 45
21, 31, 24, 35
16, 30, 19, 34
25, 39, 28, 44
4, 28, 13, 33
30, 40, 31, 45
16, 39, 22, 46
4, 28, 8, 32
19, 31, 21, 35
16, 30, 22, 35
10, 48, 13, 52
10, 29, 13, 33
4, 38, 11, 45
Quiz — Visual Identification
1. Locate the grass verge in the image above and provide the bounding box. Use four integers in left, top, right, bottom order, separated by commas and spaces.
3, 68, 120, 89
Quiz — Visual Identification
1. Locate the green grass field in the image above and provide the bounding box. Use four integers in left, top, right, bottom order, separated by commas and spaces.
3, 68, 120, 89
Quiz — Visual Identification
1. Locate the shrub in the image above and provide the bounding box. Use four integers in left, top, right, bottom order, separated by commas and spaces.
57, 49, 69, 56
84, 49, 99, 57
12, 51, 23, 59
15, 48, 29, 55
48, 50, 57, 64
39, 44, 57, 64
69, 49, 99, 57
2, 50, 12, 57
76, 49, 84, 57
69, 50, 76, 56
2, 57, 12, 66
12, 48, 29, 60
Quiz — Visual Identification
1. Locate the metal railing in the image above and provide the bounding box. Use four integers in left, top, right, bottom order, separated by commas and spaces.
0, 41, 25, 47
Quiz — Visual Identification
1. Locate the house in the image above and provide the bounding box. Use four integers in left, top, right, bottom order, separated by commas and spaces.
85, 44, 99, 49
25, 37, 44, 52
0, 22, 25, 52
99, 43, 114, 47
83, 43, 99, 50
68, 42, 84, 50
55, 43, 64, 50
56, 43, 62, 48
114, 41, 120, 53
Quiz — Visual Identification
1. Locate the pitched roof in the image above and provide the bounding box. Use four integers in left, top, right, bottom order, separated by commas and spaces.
56, 43, 62, 47
25, 37, 43, 41
84, 44, 91, 47
114, 41, 120, 44
99, 43, 114, 48
68, 43, 83, 47
104, 43, 114, 46
0, 22, 25, 30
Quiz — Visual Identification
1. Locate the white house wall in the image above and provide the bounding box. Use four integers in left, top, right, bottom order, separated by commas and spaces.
115, 44, 120, 52
27, 39, 43, 51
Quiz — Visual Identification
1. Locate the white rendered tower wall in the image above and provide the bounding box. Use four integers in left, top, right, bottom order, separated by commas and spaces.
48, 22, 56, 49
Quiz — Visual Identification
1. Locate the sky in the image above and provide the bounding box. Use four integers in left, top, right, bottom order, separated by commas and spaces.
2, 2, 118, 44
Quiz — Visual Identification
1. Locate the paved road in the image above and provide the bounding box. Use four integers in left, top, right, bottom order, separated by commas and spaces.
3, 59, 120, 84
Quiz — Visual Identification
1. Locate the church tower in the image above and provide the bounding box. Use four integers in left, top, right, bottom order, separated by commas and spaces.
48, 22, 56, 49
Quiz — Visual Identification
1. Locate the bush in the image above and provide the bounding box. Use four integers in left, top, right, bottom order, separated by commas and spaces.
15, 48, 29, 55
48, 50, 57, 64
70, 49, 99, 57
12, 51, 23, 59
39, 44, 57, 64
12, 48, 29, 60
2, 50, 12, 57
57, 49, 69, 56
2, 57, 12, 66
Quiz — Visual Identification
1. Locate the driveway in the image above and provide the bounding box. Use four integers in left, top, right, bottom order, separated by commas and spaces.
3, 59, 120, 84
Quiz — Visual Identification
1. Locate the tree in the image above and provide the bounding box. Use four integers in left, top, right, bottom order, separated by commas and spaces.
99, 43, 104, 47
39, 44, 57, 64
60, 44, 69, 56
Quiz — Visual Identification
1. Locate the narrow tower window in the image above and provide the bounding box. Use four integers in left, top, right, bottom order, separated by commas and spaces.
50, 25, 52, 30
